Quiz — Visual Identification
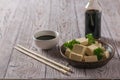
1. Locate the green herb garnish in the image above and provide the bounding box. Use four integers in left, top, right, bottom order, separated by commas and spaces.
63, 40, 80, 50
86, 33, 95, 44
94, 48, 104, 60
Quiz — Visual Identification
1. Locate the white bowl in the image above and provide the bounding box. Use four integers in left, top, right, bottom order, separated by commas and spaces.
33, 30, 59, 49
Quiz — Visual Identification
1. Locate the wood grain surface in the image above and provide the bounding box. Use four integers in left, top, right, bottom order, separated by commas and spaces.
0, 0, 120, 79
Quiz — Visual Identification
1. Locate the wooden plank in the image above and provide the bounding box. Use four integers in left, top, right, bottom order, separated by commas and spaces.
5, 0, 51, 79
45, 0, 85, 78
74, 0, 88, 37
86, 59, 120, 79
0, 0, 119, 79
99, 0, 120, 58
0, 0, 20, 78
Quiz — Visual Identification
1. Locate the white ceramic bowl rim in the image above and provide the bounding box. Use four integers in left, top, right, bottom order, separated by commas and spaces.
33, 30, 59, 41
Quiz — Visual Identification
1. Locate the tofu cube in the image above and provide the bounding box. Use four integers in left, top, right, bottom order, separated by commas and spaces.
101, 47, 106, 51
95, 41, 99, 44
69, 52, 83, 61
94, 42, 105, 51
86, 44, 98, 56
95, 41, 102, 48
104, 51, 110, 58
76, 38, 88, 46
72, 44, 86, 55
65, 49, 71, 58
84, 55, 98, 62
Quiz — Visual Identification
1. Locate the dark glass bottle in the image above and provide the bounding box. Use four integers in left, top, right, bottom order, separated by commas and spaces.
85, 0, 102, 39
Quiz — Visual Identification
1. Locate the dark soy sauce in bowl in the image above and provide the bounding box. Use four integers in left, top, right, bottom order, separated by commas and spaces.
36, 35, 55, 40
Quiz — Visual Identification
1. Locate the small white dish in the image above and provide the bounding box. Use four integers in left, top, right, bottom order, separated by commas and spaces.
33, 30, 59, 49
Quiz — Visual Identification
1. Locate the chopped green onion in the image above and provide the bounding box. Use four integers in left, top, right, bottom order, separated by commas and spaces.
86, 33, 95, 44
94, 48, 104, 60
63, 40, 80, 50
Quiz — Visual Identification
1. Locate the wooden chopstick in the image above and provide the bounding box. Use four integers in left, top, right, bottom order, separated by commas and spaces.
16, 44, 72, 73
14, 46, 69, 75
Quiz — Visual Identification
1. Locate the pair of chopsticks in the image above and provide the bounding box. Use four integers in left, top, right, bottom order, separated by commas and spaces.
14, 44, 72, 75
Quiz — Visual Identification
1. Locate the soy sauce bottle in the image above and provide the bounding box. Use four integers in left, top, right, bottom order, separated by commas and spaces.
85, 0, 102, 39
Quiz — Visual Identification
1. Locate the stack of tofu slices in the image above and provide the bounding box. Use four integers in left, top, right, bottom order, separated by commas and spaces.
65, 38, 109, 62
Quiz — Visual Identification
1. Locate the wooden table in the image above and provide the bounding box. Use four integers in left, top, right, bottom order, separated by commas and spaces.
0, 0, 120, 79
